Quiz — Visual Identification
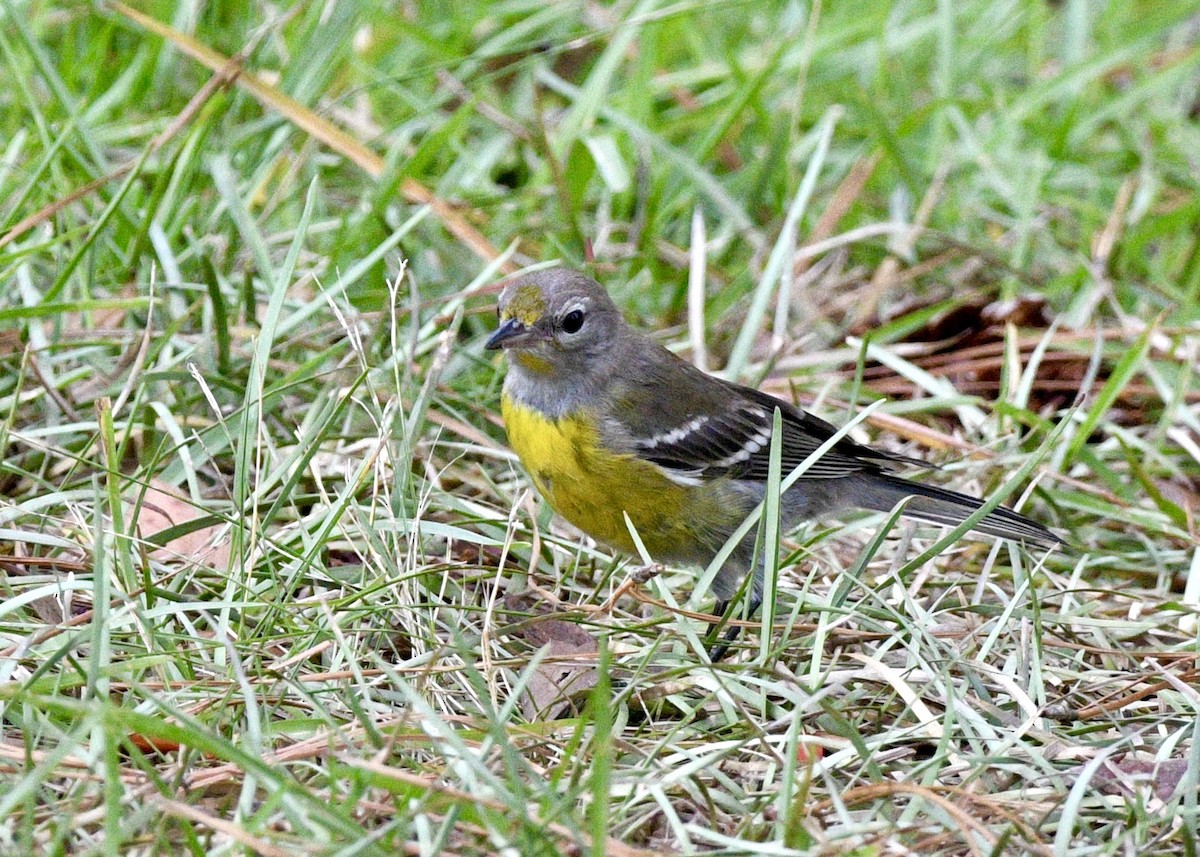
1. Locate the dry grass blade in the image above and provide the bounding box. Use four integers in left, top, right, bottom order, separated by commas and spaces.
106, 1, 512, 272
340, 758, 663, 857
145, 797, 296, 857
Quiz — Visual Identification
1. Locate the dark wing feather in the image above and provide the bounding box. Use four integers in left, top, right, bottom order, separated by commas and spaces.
625, 381, 920, 484
608, 338, 928, 484
734, 385, 929, 476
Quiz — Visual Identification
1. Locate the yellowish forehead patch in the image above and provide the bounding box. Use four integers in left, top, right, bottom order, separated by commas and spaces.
501, 285, 547, 325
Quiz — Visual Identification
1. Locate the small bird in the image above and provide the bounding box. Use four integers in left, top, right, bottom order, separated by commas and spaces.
486, 267, 1058, 659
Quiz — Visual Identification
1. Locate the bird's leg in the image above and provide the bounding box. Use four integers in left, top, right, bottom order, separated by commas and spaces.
706, 593, 764, 662
704, 599, 732, 661
707, 600, 729, 638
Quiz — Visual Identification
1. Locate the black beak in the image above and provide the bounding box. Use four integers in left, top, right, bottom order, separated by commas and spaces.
485, 317, 526, 350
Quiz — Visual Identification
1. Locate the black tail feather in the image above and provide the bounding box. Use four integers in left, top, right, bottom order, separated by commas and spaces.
858, 473, 1059, 547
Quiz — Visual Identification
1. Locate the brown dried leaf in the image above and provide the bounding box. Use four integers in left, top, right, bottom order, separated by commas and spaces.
22, 590, 70, 626
518, 618, 599, 720
851, 294, 1130, 416
0, 554, 92, 625
503, 591, 599, 720
134, 479, 230, 570
895, 295, 1051, 350
1093, 755, 1191, 802
1155, 476, 1200, 516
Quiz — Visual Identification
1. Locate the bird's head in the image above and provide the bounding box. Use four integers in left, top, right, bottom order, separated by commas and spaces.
486, 267, 623, 377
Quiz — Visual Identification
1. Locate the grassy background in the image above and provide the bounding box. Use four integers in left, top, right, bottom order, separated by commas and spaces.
2, 0, 1200, 854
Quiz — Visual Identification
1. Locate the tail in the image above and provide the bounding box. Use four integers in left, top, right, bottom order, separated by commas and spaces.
851, 473, 1060, 547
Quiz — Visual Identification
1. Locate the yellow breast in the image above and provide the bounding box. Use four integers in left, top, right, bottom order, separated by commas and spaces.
500, 395, 715, 560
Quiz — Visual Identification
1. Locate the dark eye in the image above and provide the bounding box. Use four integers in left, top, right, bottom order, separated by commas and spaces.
561, 309, 585, 334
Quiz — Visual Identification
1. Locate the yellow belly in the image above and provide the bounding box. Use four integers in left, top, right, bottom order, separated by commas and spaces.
501, 395, 716, 559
